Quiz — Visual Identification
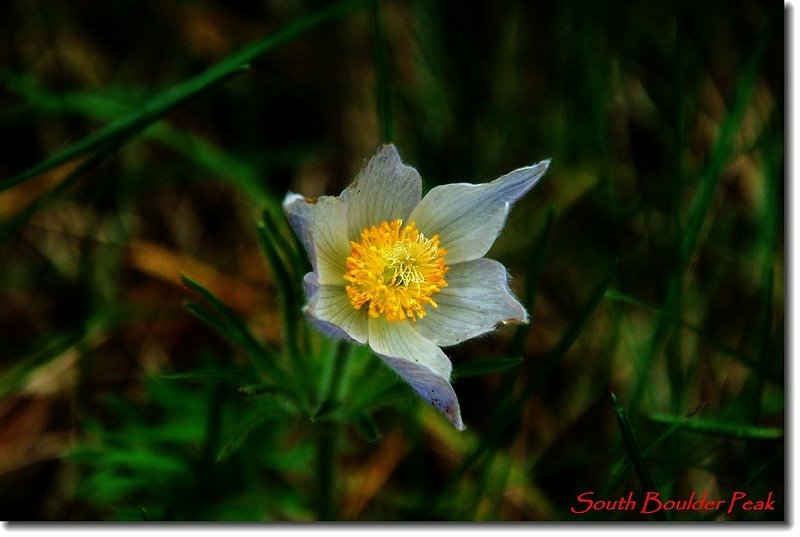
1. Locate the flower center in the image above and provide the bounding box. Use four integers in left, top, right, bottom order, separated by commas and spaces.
344, 219, 448, 322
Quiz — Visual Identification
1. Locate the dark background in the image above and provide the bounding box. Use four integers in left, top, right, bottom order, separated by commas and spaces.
0, 0, 785, 521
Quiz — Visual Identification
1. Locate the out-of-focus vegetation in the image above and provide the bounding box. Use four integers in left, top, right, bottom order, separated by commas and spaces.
0, 0, 783, 522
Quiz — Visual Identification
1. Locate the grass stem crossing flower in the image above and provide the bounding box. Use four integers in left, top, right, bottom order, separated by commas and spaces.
283, 145, 549, 430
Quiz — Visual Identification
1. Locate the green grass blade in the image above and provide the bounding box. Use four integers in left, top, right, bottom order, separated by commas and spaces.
744, 450, 784, 488
751, 265, 775, 423
181, 275, 262, 350
349, 378, 408, 413
422, 209, 560, 517
600, 419, 686, 499
314, 342, 350, 419
522, 258, 618, 398
1, 67, 246, 193
260, 209, 303, 276
183, 301, 248, 349
257, 220, 295, 305
611, 393, 667, 521
239, 383, 279, 398
257, 217, 311, 400
0, 141, 118, 242
160, 368, 248, 385
147, 123, 277, 205
508, 205, 555, 355
678, 13, 772, 269
435, 258, 618, 508
452, 356, 522, 380
352, 412, 382, 443
629, 12, 776, 415
0, 332, 84, 399
181, 275, 290, 388
1, 0, 367, 193
217, 407, 285, 461
314, 345, 350, 519
0, 68, 285, 206
604, 289, 780, 385
648, 414, 783, 440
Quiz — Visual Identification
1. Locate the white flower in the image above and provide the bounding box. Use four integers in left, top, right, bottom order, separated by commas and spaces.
283, 144, 549, 430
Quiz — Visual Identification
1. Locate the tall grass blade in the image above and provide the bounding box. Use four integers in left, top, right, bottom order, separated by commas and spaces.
600, 419, 686, 499
1, 0, 367, 193
181, 275, 290, 388
649, 414, 783, 440
217, 408, 284, 461
679, 13, 772, 270
522, 258, 618, 397
0, 68, 284, 205
452, 356, 522, 380
436, 259, 618, 509
630, 12, 774, 414
0, 142, 117, 242
0, 332, 83, 399
314, 342, 350, 418
611, 393, 667, 521
508, 205, 555, 355
353, 412, 382, 443
605, 289, 780, 384
161, 368, 248, 385
257, 218, 311, 398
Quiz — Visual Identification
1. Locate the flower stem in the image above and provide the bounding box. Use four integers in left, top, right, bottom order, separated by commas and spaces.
314, 342, 350, 520
314, 423, 336, 520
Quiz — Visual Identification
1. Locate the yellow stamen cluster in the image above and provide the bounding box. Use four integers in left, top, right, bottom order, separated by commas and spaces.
344, 219, 448, 322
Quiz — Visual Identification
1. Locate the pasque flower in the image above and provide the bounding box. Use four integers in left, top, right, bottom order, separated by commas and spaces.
283, 145, 549, 430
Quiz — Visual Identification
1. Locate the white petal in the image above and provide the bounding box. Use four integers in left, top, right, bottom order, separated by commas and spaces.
409, 160, 550, 264
283, 193, 350, 286
368, 317, 464, 430
340, 144, 422, 239
303, 272, 368, 344
415, 259, 528, 347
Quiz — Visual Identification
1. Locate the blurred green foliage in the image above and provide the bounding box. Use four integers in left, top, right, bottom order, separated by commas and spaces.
0, 0, 784, 522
